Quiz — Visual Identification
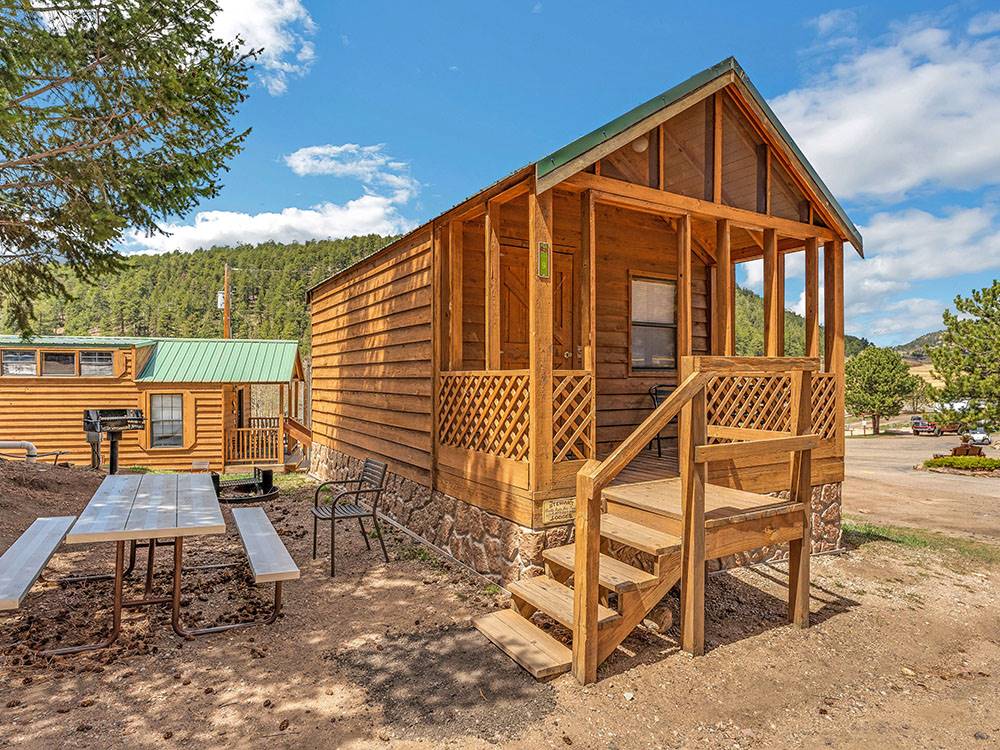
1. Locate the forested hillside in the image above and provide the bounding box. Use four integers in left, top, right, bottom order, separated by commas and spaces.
13, 235, 871, 358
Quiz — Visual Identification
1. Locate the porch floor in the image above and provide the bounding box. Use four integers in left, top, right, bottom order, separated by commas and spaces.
604, 448, 678, 486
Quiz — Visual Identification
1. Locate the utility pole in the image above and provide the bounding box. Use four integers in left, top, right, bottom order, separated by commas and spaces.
223, 262, 231, 338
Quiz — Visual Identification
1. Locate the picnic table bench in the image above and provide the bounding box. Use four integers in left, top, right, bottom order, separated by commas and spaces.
0, 516, 75, 611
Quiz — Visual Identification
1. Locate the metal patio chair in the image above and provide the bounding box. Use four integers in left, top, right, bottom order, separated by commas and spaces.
649, 384, 675, 457
311, 458, 389, 576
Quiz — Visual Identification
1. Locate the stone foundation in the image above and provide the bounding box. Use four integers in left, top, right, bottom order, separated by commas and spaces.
310, 443, 572, 584
311, 442, 841, 584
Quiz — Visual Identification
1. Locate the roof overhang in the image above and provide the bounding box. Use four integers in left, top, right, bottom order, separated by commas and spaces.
535, 57, 862, 255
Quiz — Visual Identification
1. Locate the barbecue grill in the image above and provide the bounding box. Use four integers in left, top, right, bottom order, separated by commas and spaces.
83, 408, 145, 474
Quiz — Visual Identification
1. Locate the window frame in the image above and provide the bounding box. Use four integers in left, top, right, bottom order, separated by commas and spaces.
627, 271, 679, 375
1, 348, 39, 377
41, 349, 78, 377
148, 392, 185, 449
79, 349, 115, 377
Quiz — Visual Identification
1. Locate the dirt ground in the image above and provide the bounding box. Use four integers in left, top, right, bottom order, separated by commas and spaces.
1, 461, 999, 749
843, 433, 1000, 541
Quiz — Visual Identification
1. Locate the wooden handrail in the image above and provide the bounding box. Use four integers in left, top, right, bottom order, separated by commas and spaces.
694, 433, 821, 463
579, 370, 714, 490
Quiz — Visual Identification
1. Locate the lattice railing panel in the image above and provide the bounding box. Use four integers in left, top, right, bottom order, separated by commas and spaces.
553, 371, 594, 462
706, 373, 792, 441
438, 371, 530, 461
811, 372, 838, 442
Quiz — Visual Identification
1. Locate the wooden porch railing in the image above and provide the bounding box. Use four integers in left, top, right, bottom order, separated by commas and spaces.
552, 370, 594, 462
438, 370, 531, 461
248, 416, 281, 430
572, 356, 821, 684
226, 426, 282, 465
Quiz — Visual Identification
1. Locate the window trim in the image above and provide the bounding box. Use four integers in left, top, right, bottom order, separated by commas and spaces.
1, 348, 40, 377
627, 271, 678, 375
41, 349, 78, 377
79, 349, 116, 377
148, 392, 185, 450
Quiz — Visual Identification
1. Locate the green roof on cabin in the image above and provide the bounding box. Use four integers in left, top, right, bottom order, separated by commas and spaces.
535, 56, 863, 252
0, 335, 299, 383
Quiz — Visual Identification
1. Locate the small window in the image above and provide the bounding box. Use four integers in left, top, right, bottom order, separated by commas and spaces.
150, 394, 184, 448
630, 277, 677, 370
42, 351, 76, 376
80, 350, 114, 376
2, 350, 37, 376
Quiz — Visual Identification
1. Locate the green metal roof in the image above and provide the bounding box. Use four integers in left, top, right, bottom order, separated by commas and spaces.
0, 334, 152, 349
535, 57, 863, 253
0, 335, 299, 383
135, 339, 299, 383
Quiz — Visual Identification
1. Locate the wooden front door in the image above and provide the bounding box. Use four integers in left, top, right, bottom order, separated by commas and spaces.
500, 247, 574, 370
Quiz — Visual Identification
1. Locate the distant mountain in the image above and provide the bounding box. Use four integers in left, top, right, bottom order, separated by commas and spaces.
14, 234, 873, 360
893, 331, 943, 361
733, 286, 872, 358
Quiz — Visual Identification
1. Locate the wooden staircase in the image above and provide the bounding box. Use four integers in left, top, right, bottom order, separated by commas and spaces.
474, 356, 821, 684
474, 509, 681, 679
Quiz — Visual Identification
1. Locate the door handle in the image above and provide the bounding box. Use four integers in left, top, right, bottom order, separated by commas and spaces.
563, 351, 572, 359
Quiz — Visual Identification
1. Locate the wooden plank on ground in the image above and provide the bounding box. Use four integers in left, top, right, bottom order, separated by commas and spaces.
473, 609, 571, 679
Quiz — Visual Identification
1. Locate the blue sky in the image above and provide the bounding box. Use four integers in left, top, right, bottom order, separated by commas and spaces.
128, 1, 1000, 346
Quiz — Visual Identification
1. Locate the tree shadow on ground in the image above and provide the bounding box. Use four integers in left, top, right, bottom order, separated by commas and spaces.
333, 624, 555, 742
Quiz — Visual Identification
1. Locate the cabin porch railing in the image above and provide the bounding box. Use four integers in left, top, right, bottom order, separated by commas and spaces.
438, 370, 532, 461
248, 415, 281, 430
572, 356, 822, 684
225, 426, 282, 465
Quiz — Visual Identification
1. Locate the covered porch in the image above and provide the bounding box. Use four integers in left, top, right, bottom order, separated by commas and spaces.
432, 173, 846, 526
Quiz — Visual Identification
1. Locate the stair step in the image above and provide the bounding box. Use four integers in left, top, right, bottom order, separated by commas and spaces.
599, 514, 681, 555
508, 575, 619, 630
542, 544, 658, 593
473, 609, 571, 679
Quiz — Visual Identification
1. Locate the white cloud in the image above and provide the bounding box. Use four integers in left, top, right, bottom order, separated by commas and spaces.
532, 2, 544, 14
214, 0, 316, 95
128, 196, 413, 253
968, 11, 1000, 36
863, 298, 947, 338
771, 22, 1000, 201
283, 143, 419, 202
808, 8, 858, 37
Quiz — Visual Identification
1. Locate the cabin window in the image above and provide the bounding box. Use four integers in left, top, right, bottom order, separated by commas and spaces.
42, 351, 76, 376
80, 350, 114, 376
150, 394, 184, 448
2, 350, 37, 376
630, 277, 677, 370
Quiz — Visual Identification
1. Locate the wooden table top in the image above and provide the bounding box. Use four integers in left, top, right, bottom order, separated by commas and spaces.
66, 474, 225, 544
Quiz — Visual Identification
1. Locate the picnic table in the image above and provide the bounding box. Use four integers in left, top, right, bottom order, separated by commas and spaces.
52, 473, 224, 655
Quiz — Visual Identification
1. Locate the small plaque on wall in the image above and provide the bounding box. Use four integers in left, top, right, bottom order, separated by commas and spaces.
541, 496, 575, 525
537, 242, 551, 279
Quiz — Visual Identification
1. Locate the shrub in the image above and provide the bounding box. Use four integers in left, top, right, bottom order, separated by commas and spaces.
924, 456, 1000, 471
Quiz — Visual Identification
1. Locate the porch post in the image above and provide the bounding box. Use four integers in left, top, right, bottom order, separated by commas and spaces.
824, 239, 845, 455
448, 221, 464, 370
712, 218, 734, 355
528, 187, 554, 491
677, 213, 693, 358
804, 237, 820, 358
580, 190, 598, 457
485, 202, 501, 370
763, 228, 783, 356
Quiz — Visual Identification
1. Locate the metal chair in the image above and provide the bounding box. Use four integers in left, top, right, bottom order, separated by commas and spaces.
311, 458, 389, 576
648, 384, 675, 457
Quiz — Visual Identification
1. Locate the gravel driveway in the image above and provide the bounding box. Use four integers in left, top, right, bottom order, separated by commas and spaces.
843, 433, 1000, 541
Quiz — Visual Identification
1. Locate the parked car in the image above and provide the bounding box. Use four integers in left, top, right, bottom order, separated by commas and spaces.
968, 427, 992, 446
912, 420, 941, 436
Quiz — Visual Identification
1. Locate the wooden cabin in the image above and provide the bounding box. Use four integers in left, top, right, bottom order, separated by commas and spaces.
0, 336, 308, 473
308, 58, 861, 683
